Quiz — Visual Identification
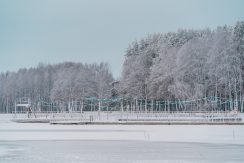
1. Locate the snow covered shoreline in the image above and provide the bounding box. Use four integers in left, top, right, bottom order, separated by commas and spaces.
11, 111, 244, 124
1, 114, 244, 145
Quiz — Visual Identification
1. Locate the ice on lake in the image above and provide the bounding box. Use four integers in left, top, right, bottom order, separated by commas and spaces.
1, 114, 244, 163
1, 140, 244, 163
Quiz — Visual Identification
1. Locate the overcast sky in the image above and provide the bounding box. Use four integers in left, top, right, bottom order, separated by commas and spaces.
0, 0, 243, 77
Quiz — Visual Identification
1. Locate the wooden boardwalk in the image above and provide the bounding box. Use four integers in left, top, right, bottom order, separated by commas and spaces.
49, 120, 244, 125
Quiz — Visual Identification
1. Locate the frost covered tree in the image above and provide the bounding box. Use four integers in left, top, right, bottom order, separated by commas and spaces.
0, 62, 113, 113
120, 21, 244, 112
1, 21, 244, 113
120, 34, 162, 99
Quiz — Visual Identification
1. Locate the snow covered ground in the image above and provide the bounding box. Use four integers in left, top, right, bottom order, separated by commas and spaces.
1, 114, 244, 163
1, 114, 244, 144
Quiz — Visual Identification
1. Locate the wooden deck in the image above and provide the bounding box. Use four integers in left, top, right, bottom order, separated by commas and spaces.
49, 120, 244, 125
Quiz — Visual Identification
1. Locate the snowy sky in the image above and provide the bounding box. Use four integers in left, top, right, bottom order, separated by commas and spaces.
0, 0, 243, 78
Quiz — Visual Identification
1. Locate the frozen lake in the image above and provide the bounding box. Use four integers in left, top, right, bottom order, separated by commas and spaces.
1, 114, 244, 162
1, 140, 244, 163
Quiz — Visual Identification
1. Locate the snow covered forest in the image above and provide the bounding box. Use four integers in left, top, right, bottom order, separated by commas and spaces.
0, 21, 244, 113
0, 62, 113, 113
120, 21, 244, 112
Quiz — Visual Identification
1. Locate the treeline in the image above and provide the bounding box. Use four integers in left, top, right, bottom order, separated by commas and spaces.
120, 21, 244, 111
1, 21, 244, 113
0, 62, 113, 113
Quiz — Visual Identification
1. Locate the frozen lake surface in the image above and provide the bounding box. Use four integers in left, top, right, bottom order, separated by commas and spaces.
1, 114, 244, 162
1, 140, 244, 163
